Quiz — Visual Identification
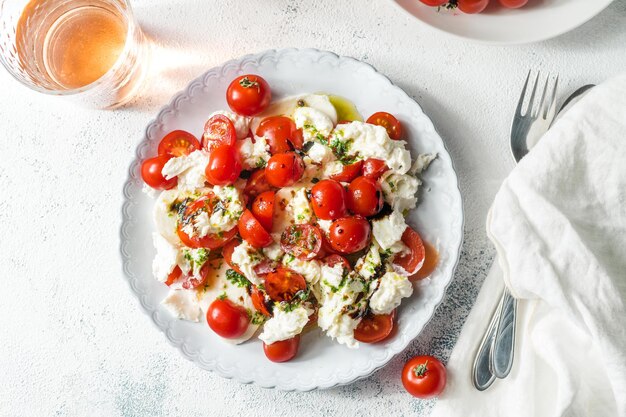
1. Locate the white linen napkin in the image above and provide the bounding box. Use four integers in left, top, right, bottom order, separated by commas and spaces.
431, 74, 626, 417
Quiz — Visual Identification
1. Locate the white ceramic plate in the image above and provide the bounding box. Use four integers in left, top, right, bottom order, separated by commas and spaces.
120, 48, 463, 391
391, 0, 614, 45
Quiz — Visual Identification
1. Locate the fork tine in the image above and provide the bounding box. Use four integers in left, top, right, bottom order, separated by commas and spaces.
544, 75, 559, 120
526, 71, 540, 116
534, 76, 549, 118
515, 70, 532, 117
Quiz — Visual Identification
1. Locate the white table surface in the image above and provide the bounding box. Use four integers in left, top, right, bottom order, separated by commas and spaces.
1, 1, 625, 416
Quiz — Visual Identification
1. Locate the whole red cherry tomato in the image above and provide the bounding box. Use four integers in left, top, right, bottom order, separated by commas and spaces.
226, 74, 271, 116
206, 298, 250, 339
327, 216, 371, 254
457, 0, 489, 14
251, 191, 275, 232
402, 355, 447, 399
346, 176, 384, 217
310, 179, 348, 220
263, 335, 300, 363
205, 145, 242, 186
265, 152, 305, 187
256, 116, 303, 153
141, 155, 177, 190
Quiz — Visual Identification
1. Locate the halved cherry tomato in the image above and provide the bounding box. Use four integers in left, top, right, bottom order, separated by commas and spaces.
202, 114, 237, 151
244, 169, 273, 199
457, 0, 489, 13
498, 0, 528, 7
251, 191, 275, 232
226, 74, 271, 116
205, 145, 242, 186
327, 216, 371, 254
280, 224, 323, 260
165, 266, 182, 286
222, 239, 243, 275
354, 310, 396, 343
250, 285, 271, 317
362, 158, 389, 180
181, 260, 213, 289
323, 254, 351, 272
177, 195, 237, 249
256, 116, 303, 154
265, 152, 305, 187
366, 112, 403, 140
263, 335, 300, 363
264, 267, 307, 302
206, 298, 250, 339
141, 155, 177, 190
330, 160, 363, 183
310, 179, 348, 220
157, 130, 200, 157
402, 355, 447, 399
238, 209, 273, 248
393, 226, 426, 275
346, 176, 384, 217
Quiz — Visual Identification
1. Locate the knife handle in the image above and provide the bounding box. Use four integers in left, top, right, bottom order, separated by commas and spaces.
491, 289, 517, 378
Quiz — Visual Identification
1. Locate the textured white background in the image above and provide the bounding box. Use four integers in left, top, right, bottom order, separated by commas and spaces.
1, 1, 626, 416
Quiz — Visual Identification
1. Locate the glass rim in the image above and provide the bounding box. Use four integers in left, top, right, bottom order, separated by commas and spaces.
0, 0, 139, 97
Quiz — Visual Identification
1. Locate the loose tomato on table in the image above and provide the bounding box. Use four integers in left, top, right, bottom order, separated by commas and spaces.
393, 226, 426, 275
362, 158, 389, 180
205, 145, 242, 186
264, 267, 307, 302
281, 224, 323, 260
354, 310, 395, 343
238, 209, 273, 248
402, 355, 447, 398
226, 74, 271, 116
327, 216, 371, 254
141, 155, 177, 190
206, 298, 250, 339
457, 0, 489, 14
265, 152, 305, 187
251, 191, 275, 232
202, 114, 237, 151
366, 112, 403, 140
263, 335, 300, 363
256, 116, 303, 154
330, 160, 363, 183
346, 176, 384, 217
157, 130, 200, 157
244, 168, 273, 199
310, 179, 348, 220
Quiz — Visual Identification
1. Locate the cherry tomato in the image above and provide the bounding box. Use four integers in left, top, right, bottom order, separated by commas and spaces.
202, 114, 237, 151
265, 152, 305, 188
310, 179, 348, 220
498, 0, 528, 7
256, 116, 303, 154
393, 226, 426, 275
222, 239, 243, 275
366, 112, 403, 140
263, 335, 300, 363
165, 266, 182, 286
362, 158, 389, 180
323, 254, 351, 272
330, 160, 363, 183
181, 261, 213, 289
280, 224, 323, 260
419, 0, 447, 5
457, 0, 489, 14
354, 310, 396, 343
206, 298, 250, 339
226, 74, 271, 116
402, 355, 447, 399
327, 216, 371, 254
244, 169, 273, 199
250, 285, 271, 317
177, 195, 238, 249
251, 191, 275, 232
238, 209, 273, 248
141, 155, 177, 190
347, 176, 384, 217
204, 145, 242, 186
264, 267, 307, 302
157, 130, 200, 157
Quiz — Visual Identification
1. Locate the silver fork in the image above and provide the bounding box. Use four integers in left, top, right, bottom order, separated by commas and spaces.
473, 71, 559, 390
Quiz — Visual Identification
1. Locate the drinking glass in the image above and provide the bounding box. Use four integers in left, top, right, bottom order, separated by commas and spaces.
0, 0, 148, 108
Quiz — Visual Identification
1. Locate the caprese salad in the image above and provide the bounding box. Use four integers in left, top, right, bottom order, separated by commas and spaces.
141, 74, 436, 362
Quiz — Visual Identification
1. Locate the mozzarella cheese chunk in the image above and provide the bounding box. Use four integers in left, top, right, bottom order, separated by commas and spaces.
161, 150, 209, 191
179, 247, 209, 277
152, 232, 178, 282
284, 256, 321, 285
209, 110, 250, 139
380, 171, 421, 213
153, 189, 185, 245
262, 241, 284, 261
161, 290, 202, 322
230, 241, 263, 285
317, 219, 332, 234
210, 185, 244, 233
410, 153, 437, 175
294, 107, 334, 142
369, 271, 413, 315
259, 305, 310, 344
372, 210, 408, 253
333, 121, 411, 174
355, 243, 383, 281
289, 187, 313, 224
306, 141, 334, 164
238, 136, 271, 170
